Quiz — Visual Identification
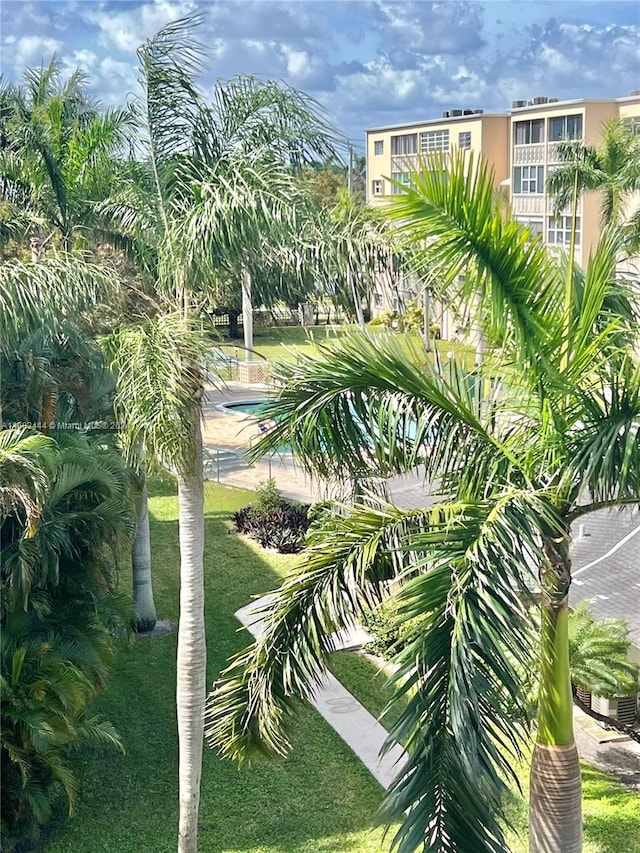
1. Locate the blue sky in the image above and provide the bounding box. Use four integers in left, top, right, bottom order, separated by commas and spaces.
2, 1, 639, 149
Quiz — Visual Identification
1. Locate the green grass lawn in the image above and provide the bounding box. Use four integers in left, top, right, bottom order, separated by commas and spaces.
45, 479, 392, 853
45, 478, 639, 853
329, 651, 640, 853
217, 324, 475, 368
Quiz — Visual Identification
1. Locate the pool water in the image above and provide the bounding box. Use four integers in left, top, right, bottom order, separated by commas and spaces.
221, 400, 271, 416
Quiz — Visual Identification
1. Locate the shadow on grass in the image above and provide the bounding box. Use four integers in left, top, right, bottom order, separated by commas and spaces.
44, 482, 388, 853
581, 765, 640, 853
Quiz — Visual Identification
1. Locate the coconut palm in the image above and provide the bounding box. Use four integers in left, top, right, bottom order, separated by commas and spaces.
205, 153, 640, 853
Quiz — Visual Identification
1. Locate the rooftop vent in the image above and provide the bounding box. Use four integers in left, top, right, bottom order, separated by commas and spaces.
512, 99, 527, 109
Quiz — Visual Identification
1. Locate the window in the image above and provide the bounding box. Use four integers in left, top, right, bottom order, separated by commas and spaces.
391, 172, 411, 194
374, 140, 384, 155
391, 134, 417, 155
516, 217, 544, 239
373, 291, 384, 308
514, 119, 544, 144
513, 165, 544, 194
625, 117, 640, 136
420, 129, 449, 153
371, 179, 384, 196
547, 215, 581, 246
458, 131, 471, 150
549, 114, 583, 142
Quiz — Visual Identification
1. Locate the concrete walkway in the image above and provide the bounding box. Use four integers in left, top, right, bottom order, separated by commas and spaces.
234, 596, 407, 790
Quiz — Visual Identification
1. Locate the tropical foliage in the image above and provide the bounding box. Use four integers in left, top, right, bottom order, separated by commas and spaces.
206, 153, 640, 853
0, 428, 133, 848
0, 59, 133, 255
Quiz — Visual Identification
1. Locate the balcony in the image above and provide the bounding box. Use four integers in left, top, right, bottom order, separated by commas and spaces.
512, 195, 544, 215
513, 144, 545, 164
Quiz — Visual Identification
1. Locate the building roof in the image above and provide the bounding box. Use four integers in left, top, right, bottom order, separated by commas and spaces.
366, 112, 504, 134
569, 508, 640, 648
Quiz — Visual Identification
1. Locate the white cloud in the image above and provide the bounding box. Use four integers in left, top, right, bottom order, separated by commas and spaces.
83, 1, 195, 53
15, 35, 62, 68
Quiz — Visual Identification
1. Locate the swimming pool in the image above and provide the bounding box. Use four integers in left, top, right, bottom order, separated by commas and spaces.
217, 399, 273, 417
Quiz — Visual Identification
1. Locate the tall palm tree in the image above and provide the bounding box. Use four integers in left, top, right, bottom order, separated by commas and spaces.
99, 16, 341, 852
205, 153, 640, 853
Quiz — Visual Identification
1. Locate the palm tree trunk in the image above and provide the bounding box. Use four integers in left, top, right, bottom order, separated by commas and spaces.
530, 542, 582, 853
347, 266, 365, 330
423, 287, 431, 353
176, 415, 206, 853
131, 479, 157, 633
241, 267, 253, 362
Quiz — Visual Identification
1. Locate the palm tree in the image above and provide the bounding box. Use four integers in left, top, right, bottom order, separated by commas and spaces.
568, 601, 638, 700
0, 61, 134, 254
546, 117, 640, 229
1, 427, 131, 846
98, 17, 341, 851
205, 153, 640, 853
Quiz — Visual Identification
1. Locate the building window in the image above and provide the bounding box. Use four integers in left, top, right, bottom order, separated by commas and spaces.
458, 131, 471, 150
420, 129, 449, 153
549, 114, 583, 142
547, 215, 581, 246
516, 217, 544, 239
391, 172, 411, 194
625, 117, 640, 136
513, 119, 544, 145
372, 179, 384, 196
391, 134, 417, 155
513, 165, 544, 194
374, 140, 384, 155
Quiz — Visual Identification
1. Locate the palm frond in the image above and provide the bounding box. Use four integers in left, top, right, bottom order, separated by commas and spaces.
0, 255, 117, 352
385, 152, 560, 374
102, 314, 208, 474
249, 332, 525, 494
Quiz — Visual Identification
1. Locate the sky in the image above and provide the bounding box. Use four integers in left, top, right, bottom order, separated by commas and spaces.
2, 1, 639, 150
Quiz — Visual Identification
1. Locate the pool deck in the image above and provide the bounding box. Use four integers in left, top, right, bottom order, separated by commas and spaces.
202, 380, 439, 506
202, 380, 315, 502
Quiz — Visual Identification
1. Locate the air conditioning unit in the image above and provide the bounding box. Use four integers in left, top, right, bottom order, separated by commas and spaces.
462, 109, 474, 115
473, 109, 484, 114
575, 686, 592, 709
512, 100, 527, 109
450, 109, 463, 117
591, 694, 638, 728
532, 96, 549, 105
442, 111, 451, 118
548, 97, 559, 103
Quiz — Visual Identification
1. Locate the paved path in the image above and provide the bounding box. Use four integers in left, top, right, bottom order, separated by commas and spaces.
234, 596, 407, 790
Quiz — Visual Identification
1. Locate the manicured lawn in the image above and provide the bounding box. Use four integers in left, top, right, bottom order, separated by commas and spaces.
330, 651, 640, 853
45, 478, 638, 853
45, 479, 392, 853
218, 324, 475, 367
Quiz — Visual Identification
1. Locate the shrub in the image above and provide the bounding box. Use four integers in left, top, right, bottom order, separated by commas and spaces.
361, 597, 426, 660
232, 480, 310, 554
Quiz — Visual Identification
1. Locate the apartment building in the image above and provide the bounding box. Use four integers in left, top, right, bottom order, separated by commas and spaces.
366, 93, 640, 327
